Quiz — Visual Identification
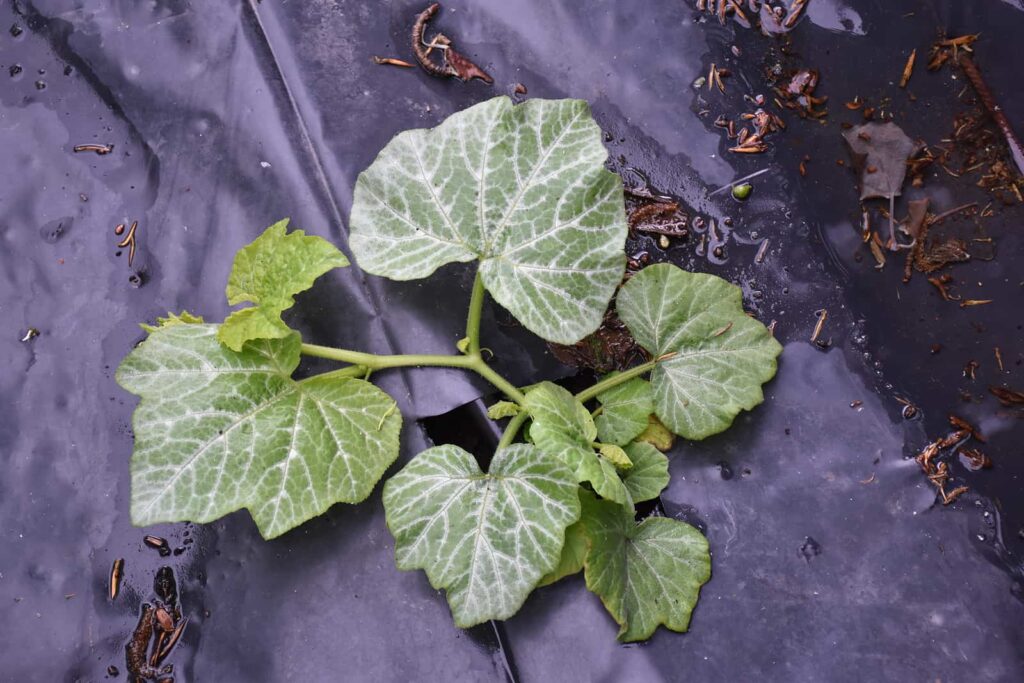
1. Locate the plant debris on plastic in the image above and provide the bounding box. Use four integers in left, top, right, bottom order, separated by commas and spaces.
2, 0, 1023, 681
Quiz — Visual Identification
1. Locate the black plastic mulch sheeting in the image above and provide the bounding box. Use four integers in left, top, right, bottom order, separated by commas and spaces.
1, 0, 1022, 680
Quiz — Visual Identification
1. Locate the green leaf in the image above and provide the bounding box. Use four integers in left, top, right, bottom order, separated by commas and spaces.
617, 264, 782, 440
637, 414, 675, 452
139, 310, 204, 333
580, 491, 711, 642
486, 400, 521, 420
349, 97, 627, 345
525, 382, 630, 505
598, 443, 632, 471
383, 444, 581, 627
595, 377, 654, 446
621, 442, 669, 503
218, 219, 349, 352
117, 324, 400, 539
217, 307, 292, 353
538, 517, 588, 587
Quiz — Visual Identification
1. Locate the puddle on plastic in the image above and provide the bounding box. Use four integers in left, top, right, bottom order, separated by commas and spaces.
1, 0, 1022, 680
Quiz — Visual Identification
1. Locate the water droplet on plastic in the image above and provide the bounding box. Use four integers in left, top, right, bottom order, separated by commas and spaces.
39, 217, 72, 243
717, 461, 734, 480
34, 80, 46, 90
800, 536, 822, 561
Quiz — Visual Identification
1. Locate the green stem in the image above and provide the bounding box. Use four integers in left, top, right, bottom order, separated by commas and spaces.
301, 343, 478, 370
300, 343, 527, 406
302, 273, 531, 405
471, 359, 527, 405
575, 359, 661, 403
465, 271, 486, 357
496, 411, 528, 450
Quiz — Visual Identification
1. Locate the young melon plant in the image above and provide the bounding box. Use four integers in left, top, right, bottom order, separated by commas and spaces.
117, 97, 781, 641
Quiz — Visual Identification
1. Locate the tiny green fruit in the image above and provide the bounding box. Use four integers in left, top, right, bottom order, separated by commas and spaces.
732, 182, 753, 200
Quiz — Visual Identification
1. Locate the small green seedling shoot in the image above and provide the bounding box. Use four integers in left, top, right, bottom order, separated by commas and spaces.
116, 97, 781, 641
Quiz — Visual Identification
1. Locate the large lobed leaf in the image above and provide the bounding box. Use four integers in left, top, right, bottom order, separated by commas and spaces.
383, 444, 580, 627
525, 382, 630, 505
580, 491, 711, 642
117, 323, 400, 539
349, 96, 627, 345
617, 264, 782, 440
218, 219, 349, 352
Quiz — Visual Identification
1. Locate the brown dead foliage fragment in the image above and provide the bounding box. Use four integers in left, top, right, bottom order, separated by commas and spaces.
411, 3, 493, 84
989, 385, 1024, 406
959, 448, 992, 471
927, 274, 958, 301
915, 429, 973, 506
899, 49, 917, 88
373, 56, 416, 68
775, 68, 827, 119
549, 309, 648, 374
927, 33, 978, 72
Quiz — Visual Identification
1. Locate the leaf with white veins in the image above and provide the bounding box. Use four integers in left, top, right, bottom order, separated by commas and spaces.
595, 376, 654, 446
117, 324, 400, 539
525, 382, 630, 505
218, 219, 349, 352
580, 491, 710, 642
617, 264, 782, 440
621, 442, 669, 503
383, 444, 580, 627
349, 97, 627, 344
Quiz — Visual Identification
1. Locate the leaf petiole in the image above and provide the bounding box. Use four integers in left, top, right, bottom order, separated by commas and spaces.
464, 270, 486, 357
300, 342, 527, 406
496, 411, 528, 450
574, 358, 664, 404
300, 343, 479, 370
